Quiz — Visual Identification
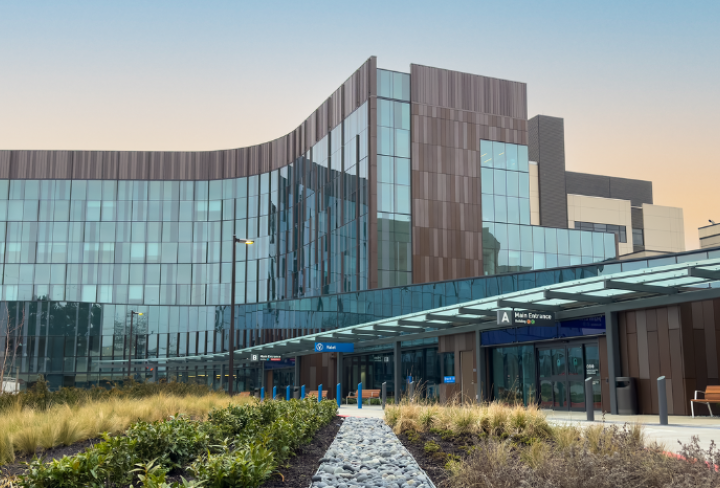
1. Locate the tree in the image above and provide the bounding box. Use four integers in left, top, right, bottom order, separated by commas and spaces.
0, 302, 25, 394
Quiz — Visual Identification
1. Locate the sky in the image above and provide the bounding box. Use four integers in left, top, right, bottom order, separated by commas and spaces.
0, 0, 718, 250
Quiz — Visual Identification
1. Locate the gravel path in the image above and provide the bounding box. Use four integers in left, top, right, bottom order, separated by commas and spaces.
310, 417, 434, 488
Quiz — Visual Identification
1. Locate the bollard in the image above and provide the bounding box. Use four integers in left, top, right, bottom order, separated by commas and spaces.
273, 386, 277, 400
585, 378, 594, 421
260, 387, 265, 402
337, 383, 341, 408
382, 382, 387, 410
358, 382, 362, 409
301, 385, 306, 399
658, 376, 668, 425
318, 384, 323, 403
286, 385, 291, 401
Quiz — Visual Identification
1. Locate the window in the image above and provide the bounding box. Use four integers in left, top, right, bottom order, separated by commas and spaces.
632, 228, 644, 246
574, 221, 627, 243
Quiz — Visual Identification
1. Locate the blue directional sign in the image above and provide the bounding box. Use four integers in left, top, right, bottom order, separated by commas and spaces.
444, 376, 456, 384
315, 342, 355, 353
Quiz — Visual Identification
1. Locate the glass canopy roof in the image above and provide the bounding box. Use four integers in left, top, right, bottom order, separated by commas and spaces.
103, 257, 720, 367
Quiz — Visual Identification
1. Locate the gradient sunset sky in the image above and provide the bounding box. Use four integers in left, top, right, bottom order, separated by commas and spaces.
0, 1, 717, 250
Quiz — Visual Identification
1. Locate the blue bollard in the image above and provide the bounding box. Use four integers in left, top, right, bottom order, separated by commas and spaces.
273, 386, 277, 400
301, 385, 306, 399
261, 387, 265, 402
358, 382, 362, 409
286, 385, 291, 401
318, 384, 323, 403
337, 383, 341, 408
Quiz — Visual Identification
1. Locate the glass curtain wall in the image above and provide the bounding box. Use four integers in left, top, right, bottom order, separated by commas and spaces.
377, 69, 412, 287
480, 140, 617, 275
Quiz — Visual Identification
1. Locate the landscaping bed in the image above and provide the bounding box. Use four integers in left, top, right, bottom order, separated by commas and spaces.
2, 398, 338, 487
386, 402, 720, 488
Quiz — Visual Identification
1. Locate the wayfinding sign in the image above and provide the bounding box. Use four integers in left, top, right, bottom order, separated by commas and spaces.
496, 309, 555, 327
315, 342, 355, 353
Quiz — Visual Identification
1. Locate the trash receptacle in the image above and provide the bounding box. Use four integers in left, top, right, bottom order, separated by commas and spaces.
616, 377, 638, 415
293, 386, 300, 399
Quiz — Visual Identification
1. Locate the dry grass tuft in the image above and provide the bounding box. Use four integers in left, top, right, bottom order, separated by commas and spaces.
0, 392, 254, 463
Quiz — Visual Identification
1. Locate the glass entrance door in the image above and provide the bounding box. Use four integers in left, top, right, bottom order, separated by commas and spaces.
536, 342, 599, 411
538, 347, 567, 408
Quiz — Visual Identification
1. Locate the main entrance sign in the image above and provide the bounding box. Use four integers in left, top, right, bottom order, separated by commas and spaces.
496, 309, 555, 327
315, 342, 355, 353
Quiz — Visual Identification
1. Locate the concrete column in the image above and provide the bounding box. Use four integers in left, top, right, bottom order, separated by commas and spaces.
475, 330, 484, 402
294, 356, 300, 387
394, 340, 401, 403
605, 311, 621, 415
336, 352, 343, 398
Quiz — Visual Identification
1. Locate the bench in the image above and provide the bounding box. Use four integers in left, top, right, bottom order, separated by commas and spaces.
237, 391, 252, 398
306, 390, 328, 399
346, 389, 382, 405
691, 385, 720, 417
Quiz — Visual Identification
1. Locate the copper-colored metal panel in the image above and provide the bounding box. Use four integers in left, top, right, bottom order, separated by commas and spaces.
637, 378, 653, 414
648, 330, 660, 412
656, 307, 673, 378
693, 329, 708, 384
680, 303, 696, 379
72, 151, 104, 179
703, 301, 719, 378
0, 151, 10, 178
646, 308, 657, 331
627, 333, 640, 378
692, 301, 705, 329
118, 152, 150, 180
636, 311, 650, 379
626, 311, 637, 333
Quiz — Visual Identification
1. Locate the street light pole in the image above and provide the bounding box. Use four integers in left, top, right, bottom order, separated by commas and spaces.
127, 311, 143, 380
229, 236, 253, 396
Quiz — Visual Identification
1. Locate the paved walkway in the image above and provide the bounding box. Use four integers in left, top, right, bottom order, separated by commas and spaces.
338, 404, 385, 419
543, 409, 720, 453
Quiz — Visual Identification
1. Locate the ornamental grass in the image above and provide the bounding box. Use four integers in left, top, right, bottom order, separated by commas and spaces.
0, 390, 255, 464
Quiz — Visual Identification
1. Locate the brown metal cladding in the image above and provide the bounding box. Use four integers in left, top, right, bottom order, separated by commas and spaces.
1, 57, 376, 180
619, 301, 720, 416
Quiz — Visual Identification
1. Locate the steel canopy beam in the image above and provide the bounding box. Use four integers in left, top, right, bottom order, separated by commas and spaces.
689, 267, 720, 281
604, 280, 678, 295
458, 307, 497, 317
425, 313, 479, 324
497, 299, 562, 312
544, 290, 614, 304
354, 328, 401, 337
397, 319, 430, 328
373, 324, 420, 333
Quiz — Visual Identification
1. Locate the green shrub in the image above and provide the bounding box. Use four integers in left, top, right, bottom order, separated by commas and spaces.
129, 416, 212, 470
424, 440, 440, 454
17, 397, 338, 488
190, 443, 275, 488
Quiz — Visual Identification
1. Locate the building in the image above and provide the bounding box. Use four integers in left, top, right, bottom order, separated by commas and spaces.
2, 57, 713, 416
700, 222, 720, 249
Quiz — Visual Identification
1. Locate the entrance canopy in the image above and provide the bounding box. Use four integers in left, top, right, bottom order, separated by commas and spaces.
234, 258, 720, 361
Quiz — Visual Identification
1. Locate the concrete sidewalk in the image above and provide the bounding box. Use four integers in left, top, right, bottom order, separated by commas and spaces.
543, 409, 720, 453
338, 404, 385, 419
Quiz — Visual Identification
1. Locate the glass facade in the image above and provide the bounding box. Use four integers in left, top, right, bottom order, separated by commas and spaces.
1, 248, 715, 389
481, 140, 617, 274
377, 69, 412, 287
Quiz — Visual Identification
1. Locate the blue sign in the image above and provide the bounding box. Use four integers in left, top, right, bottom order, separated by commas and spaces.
315, 342, 355, 353
444, 376, 456, 384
